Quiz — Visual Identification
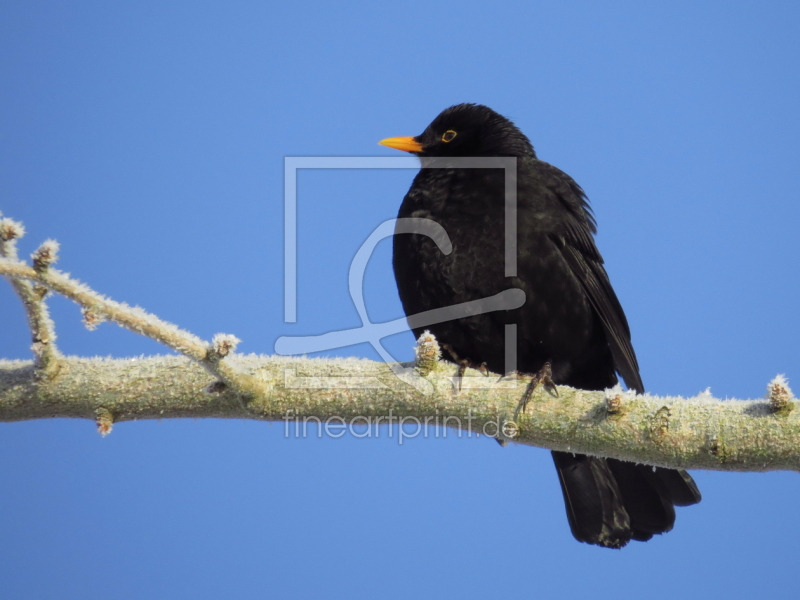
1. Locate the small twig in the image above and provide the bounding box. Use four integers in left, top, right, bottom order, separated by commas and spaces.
0, 255, 263, 399
0, 217, 61, 377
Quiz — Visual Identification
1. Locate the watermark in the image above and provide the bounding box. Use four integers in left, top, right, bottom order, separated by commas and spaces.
282, 409, 519, 444
275, 156, 523, 389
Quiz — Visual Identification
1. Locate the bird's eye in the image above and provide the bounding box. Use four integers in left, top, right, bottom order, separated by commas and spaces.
441, 130, 457, 143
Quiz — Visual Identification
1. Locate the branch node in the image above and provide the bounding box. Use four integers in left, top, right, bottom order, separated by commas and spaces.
0, 217, 25, 243
31, 341, 49, 357
605, 394, 623, 414
604, 384, 628, 415
32, 239, 60, 272
82, 307, 106, 331
649, 406, 671, 439
95, 407, 114, 437
767, 374, 794, 415
708, 437, 727, 461
210, 333, 241, 358
32, 284, 49, 301
414, 330, 441, 376
205, 381, 228, 394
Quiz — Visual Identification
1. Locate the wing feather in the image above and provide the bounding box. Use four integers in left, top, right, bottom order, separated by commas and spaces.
536, 162, 644, 394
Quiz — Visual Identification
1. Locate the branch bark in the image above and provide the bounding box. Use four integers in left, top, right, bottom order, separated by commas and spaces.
1, 354, 799, 472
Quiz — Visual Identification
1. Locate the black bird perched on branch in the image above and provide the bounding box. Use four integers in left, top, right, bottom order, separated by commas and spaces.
380, 103, 701, 548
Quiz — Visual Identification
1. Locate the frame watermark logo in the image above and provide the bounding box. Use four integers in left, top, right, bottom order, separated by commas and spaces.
282, 409, 520, 445
275, 155, 523, 384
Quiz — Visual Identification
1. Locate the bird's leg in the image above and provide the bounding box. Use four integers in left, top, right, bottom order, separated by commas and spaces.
477, 362, 489, 376
513, 361, 558, 421
453, 362, 467, 393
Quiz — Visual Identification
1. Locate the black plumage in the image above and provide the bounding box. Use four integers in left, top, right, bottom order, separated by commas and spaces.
381, 103, 700, 548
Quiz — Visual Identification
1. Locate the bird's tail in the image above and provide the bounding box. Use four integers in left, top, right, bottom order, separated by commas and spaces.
551, 451, 701, 548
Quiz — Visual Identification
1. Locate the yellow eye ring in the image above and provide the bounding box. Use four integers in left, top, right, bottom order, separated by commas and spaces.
441, 130, 457, 142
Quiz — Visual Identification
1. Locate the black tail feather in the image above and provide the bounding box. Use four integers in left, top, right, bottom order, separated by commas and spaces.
651, 466, 702, 506
552, 451, 701, 548
606, 458, 676, 539
551, 451, 630, 548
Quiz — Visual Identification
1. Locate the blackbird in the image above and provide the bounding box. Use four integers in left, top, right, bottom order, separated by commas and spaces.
380, 103, 700, 548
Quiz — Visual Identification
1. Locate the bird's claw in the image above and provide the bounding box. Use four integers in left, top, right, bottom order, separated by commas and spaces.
453, 361, 490, 393
498, 370, 520, 383
513, 362, 557, 421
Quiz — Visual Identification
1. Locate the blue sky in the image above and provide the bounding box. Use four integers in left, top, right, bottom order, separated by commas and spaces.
2, 1, 800, 598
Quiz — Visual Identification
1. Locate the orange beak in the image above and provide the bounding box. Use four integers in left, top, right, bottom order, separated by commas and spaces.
378, 136, 424, 153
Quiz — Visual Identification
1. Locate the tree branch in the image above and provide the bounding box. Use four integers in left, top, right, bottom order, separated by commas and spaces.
1, 210, 798, 471
0, 250, 265, 401
1, 354, 798, 472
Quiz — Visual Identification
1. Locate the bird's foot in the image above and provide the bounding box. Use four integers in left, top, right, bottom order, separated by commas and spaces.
513, 362, 558, 421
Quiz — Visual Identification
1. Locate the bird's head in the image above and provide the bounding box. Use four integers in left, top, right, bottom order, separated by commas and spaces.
379, 103, 536, 158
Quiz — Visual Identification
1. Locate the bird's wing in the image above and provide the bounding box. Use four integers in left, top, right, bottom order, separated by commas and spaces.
539, 163, 644, 394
